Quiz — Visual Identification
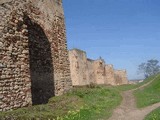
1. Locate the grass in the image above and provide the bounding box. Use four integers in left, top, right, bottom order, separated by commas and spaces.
114, 75, 156, 91
0, 86, 122, 120
114, 84, 137, 91
134, 74, 160, 108
145, 107, 160, 120
1, 74, 158, 120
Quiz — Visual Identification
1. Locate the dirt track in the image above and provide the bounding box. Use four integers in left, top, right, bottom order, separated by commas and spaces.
108, 75, 160, 120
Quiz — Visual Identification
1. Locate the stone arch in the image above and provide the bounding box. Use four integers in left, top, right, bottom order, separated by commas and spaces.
1, 0, 72, 111
24, 15, 55, 105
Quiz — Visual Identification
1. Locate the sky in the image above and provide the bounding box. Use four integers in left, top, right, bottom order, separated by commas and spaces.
63, 0, 160, 80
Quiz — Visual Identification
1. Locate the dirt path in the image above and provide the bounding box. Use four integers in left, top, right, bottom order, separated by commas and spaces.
108, 75, 160, 120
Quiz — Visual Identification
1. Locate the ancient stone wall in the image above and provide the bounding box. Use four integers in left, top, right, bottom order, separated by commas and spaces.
86, 59, 96, 84
114, 70, 128, 85
0, 0, 72, 111
105, 64, 115, 85
93, 59, 106, 85
69, 49, 90, 86
69, 49, 128, 86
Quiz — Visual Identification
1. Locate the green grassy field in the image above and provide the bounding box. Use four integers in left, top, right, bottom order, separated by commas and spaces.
1, 74, 159, 120
0, 86, 121, 120
134, 74, 160, 108
145, 107, 160, 120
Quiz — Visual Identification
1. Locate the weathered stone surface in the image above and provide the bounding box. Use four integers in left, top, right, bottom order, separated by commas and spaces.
69, 49, 89, 86
0, 0, 72, 111
105, 64, 115, 85
93, 59, 106, 85
69, 49, 128, 86
114, 70, 128, 85
87, 58, 96, 84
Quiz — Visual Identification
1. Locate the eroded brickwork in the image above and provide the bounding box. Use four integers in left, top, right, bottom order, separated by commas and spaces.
0, 0, 72, 111
69, 49, 128, 86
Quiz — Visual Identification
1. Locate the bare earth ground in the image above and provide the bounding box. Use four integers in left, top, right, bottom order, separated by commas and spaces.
108, 76, 160, 120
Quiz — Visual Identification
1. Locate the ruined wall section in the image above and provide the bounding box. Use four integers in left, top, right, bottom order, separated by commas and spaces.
69, 49, 89, 86
69, 49, 128, 87
0, 0, 72, 111
48, 0, 72, 95
105, 64, 115, 85
86, 59, 96, 84
27, 0, 72, 96
114, 70, 128, 85
69, 49, 110, 86
0, 0, 32, 111
93, 59, 106, 85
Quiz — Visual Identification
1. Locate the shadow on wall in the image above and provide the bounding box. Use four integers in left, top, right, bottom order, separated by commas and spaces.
115, 75, 122, 85
24, 15, 55, 105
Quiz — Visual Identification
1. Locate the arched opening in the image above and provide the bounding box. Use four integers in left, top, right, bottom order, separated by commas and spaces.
24, 16, 55, 105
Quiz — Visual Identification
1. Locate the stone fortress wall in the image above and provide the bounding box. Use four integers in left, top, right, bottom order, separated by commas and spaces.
69, 49, 128, 86
69, 49, 89, 86
114, 70, 128, 85
0, 0, 72, 111
105, 64, 115, 85
0, 0, 128, 112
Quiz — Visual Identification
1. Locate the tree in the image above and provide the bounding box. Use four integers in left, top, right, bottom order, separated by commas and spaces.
138, 59, 160, 78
